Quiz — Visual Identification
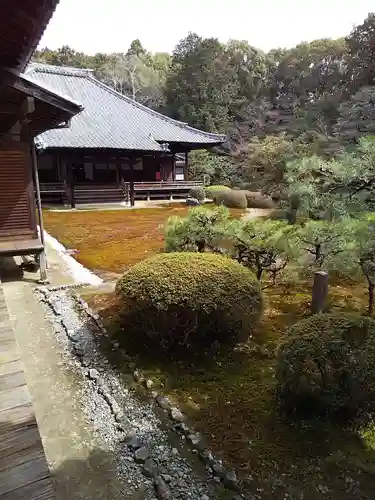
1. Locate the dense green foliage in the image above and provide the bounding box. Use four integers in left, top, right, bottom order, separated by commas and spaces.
165, 207, 295, 282
33, 12, 375, 188
164, 206, 230, 253
188, 186, 205, 202
115, 252, 262, 350
276, 314, 375, 416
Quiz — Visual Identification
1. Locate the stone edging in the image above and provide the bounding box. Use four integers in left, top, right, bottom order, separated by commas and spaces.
36, 286, 245, 500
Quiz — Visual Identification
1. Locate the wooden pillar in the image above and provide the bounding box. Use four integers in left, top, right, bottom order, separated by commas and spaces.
31, 142, 48, 283
67, 160, 76, 209
115, 160, 121, 186
171, 153, 176, 182
129, 155, 135, 207
184, 152, 189, 181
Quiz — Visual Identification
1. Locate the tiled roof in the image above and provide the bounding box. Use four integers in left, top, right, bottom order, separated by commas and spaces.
25, 63, 226, 152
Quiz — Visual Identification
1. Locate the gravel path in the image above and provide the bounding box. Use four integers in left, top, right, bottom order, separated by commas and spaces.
37, 286, 243, 500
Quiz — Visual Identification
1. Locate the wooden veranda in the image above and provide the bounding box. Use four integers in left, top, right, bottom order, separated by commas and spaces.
0, 283, 55, 499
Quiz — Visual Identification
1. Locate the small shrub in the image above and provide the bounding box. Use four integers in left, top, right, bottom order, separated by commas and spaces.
116, 252, 262, 351
276, 313, 375, 417
214, 189, 247, 209
164, 205, 230, 253
189, 186, 205, 202
205, 185, 231, 199
242, 191, 276, 209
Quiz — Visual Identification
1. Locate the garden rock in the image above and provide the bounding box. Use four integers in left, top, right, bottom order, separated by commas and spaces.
127, 436, 142, 450
212, 462, 225, 479
224, 470, 240, 491
142, 458, 159, 478
134, 446, 150, 463
156, 395, 171, 410
186, 197, 200, 206
133, 370, 144, 383
200, 450, 215, 465
187, 432, 205, 451
170, 407, 185, 422
175, 422, 190, 434
88, 368, 100, 381
155, 475, 172, 500
145, 379, 154, 389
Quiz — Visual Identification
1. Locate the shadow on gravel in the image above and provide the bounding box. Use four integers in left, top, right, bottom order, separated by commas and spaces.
53, 449, 149, 500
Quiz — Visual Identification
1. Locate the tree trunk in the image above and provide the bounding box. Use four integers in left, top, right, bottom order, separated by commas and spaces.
315, 244, 321, 264
197, 241, 205, 253
368, 281, 374, 315
287, 209, 297, 225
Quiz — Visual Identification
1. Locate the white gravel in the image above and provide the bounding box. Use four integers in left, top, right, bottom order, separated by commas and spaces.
38, 287, 227, 500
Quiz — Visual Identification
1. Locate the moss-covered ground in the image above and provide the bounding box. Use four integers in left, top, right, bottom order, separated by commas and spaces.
44, 207, 375, 498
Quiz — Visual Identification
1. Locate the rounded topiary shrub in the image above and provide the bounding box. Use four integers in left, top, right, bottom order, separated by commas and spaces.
116, 252, 262, 351
189, 186, 205, 202
213, 189, 247, 209
243, 191, 276, 209
205, 185, 231, 199
276, 313, 375, 417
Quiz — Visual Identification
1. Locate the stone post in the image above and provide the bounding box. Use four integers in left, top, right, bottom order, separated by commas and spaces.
311, 271, 328, 314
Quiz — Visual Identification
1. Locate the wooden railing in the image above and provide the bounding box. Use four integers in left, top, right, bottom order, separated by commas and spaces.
38, 180, 204, 193
39, 182, 66, 193
37, 180, 205, 206
133, 181, 203, 190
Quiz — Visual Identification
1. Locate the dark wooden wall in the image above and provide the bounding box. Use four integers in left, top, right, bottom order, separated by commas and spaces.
0, 140, 37, 241
37, 150, 178, 184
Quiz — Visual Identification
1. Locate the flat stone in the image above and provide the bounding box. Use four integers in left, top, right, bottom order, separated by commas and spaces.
73, 345, 85, 357
200, 449, 215, 465
232, 496, 244, 500
174, 422, 190, 434
116, 417, 131, 431
142, 458, 159, 478
134, 446, 150, 463
161, 474, 172, 484
127, 436, 142, 450
154, 475, 172, 500
88, 368, 100, 381
133, 370, 144, 383
223, 470, 240, 492
212, 462, 225, 479
145, 379, 154, 390
187, 432, 205, 451
170, 407, 185, 422
156, 395, 171, 410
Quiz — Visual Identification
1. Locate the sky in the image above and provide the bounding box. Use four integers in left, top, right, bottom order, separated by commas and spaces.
40, 1, 374, 55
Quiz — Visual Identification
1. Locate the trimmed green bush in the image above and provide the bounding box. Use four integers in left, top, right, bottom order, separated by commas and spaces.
242, 191, 276, 209
189, 186, 205, 202
116, 252, 262, 351
276, 313, 375, 416
214, 189, 247, 209
164, 205, 230, 253
205, 185, 231, 199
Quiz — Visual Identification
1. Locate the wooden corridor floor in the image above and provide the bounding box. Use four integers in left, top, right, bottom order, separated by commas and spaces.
0, 283, 55, 499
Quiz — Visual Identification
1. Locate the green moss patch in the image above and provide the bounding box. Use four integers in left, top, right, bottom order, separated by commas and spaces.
81, 279, 375, 499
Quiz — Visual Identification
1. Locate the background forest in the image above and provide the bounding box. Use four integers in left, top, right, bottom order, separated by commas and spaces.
34, 12, 375, 193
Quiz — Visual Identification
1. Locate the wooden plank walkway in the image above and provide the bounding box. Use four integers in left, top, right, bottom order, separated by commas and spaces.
0, 239, 43, 258
0, 284, 55, 499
